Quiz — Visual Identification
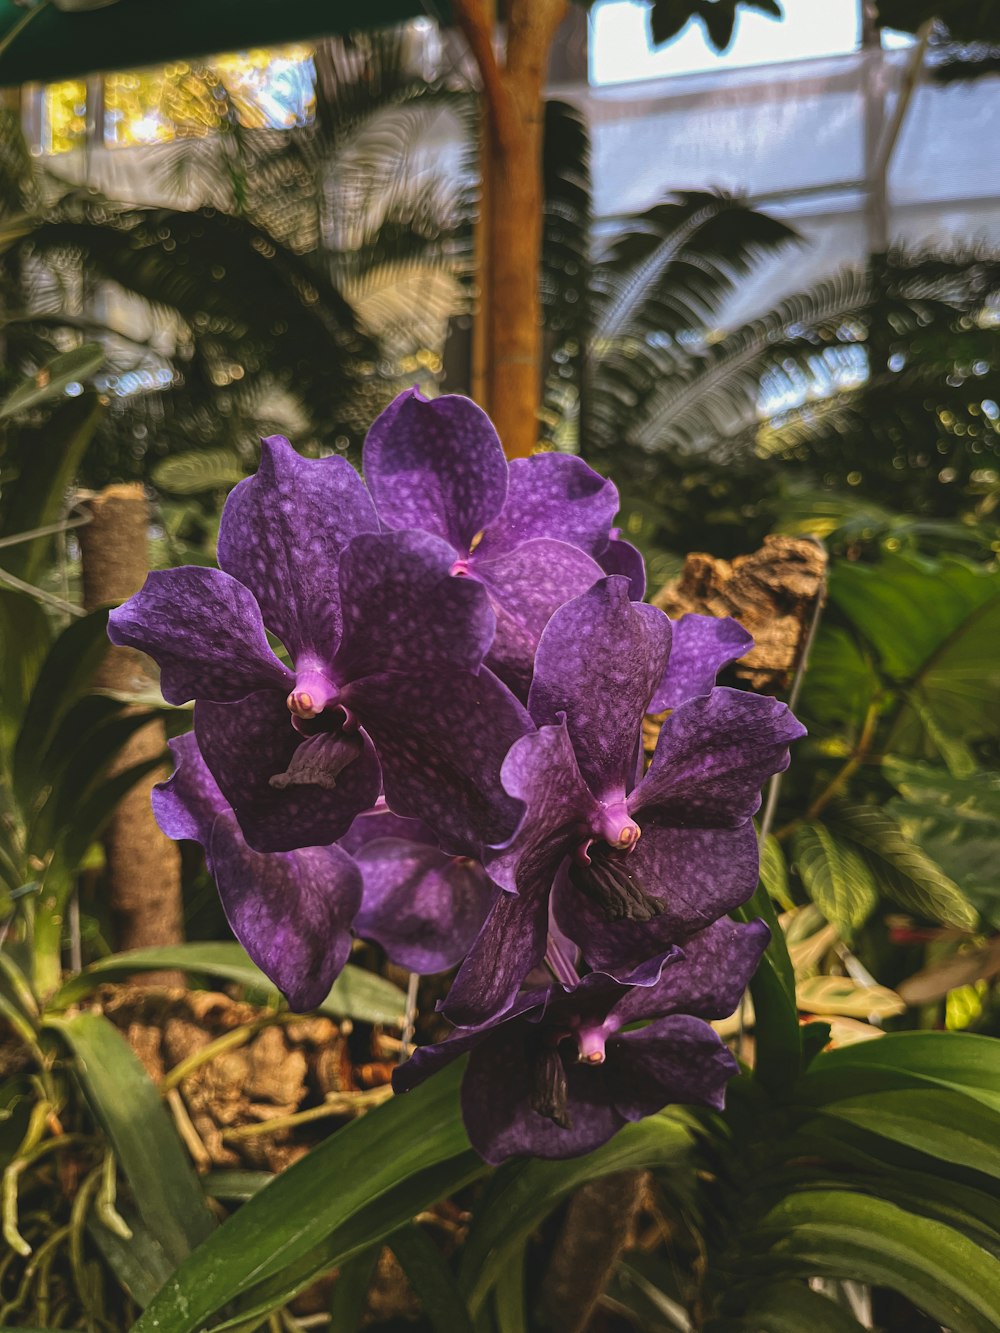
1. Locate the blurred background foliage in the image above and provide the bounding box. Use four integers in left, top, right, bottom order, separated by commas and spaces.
1, 1, 1000, 1330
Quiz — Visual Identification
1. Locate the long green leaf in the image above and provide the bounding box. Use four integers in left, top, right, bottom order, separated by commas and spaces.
817, 1088, 1000, 1180
753, 1189, 1000, 1333
327, 1247, 380, 1333
45, 1012, 215, 1269
803, 1031, 1000, 1113
733, 884, 801, 1088
725, 1282, 869, 1332
459, 1112, 694, 1314
390, 1222, 475, 1333
134, 1061, 472, 1332
51, 942, 406, 1025
12, 608, 112, 807
0, 344, 104, 419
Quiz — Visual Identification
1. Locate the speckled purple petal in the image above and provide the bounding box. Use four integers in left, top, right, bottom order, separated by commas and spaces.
217, 437, 377, 664
632, 688, 806, 827
343, 667, 530, 855
528, 578, 671, 801
151, 731, 228, 848
473, 538, 603, 698
442, 881, 551, 1026
475, 454, 618, 562
362, 389, 507, 553
354, 837, 496, 973
209, 812, 362, 1011
108, 568, 293, 705
340, 805, 436, 855
333, 530, 495, 683
648, 615, 754, 713
195, 691, 381, 854
611, 1016, 739, 1121
553, 821, 760, 972
610, 917, 770, 1026
598, 532, 646, 601
462, 1027, 624, 1163
392, 987, 546, 1093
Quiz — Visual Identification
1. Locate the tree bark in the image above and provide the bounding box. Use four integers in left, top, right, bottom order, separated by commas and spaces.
79, 484, 184, 968
455, 0, 568, 459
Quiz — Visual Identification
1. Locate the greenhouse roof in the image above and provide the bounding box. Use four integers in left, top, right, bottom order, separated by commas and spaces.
0, 0, 447, 86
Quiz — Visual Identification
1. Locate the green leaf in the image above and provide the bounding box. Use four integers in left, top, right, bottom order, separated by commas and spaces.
753, 1190, 1000, 1333
327, 1247, 380, 1333
804, 1031, 1000, 1114
798, 626, 879, 734
44, 1011, 215, 1269
0, 589, 49, 753
732, 884, 801, 1088
203, 1170, 273, 1202
818, 1088, 1000, 1180
87, 1204, 176, 1309
390, 1222, 475, 1333
759, 833, 793, 910
152, 448, 246, 495
726, 1281, 867, 1333
833, 801, 978, 929
51, 942, 406, 1025
12, 608, 112, 808
459, 1112, 694, 1315
0, 344, 104, 419
133, 1061, 475, 1333
493, 1247, 528, 1333
0, 395, 103, 584
793, 822, 878, 931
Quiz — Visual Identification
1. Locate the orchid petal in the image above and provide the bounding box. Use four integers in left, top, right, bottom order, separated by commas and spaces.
648, 615, 753, 712
475, 454, 618, 561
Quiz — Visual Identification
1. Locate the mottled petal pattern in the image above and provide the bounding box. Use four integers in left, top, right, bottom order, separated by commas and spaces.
195, 692, 381, 853
209, 812, 362, 1011
611, 1017, 739, 1121
474, 538, 604, 698
344, 669, 532, 855
151, 732, 228, 848
597, 532, 646, 601
443, 880, 551, 1026
528, 578, 671, 801
217, 436, 377, 662
475, 454, 618, 561
633, 688, 806, 827
354, 836, 495, 973
363, 389, 507, 552
334, 530, 495, 682
108, 568, 293, 705
648, 615, 753, 712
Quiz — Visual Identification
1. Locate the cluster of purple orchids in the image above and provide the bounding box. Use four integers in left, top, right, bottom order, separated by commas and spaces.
109, 389, 804, 1164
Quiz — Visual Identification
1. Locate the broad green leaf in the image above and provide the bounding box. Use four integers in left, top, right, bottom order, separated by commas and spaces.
799, 625, 878, 733
390, 1222, 475, 1333
818, 1088, 1000, 1180
0, 343, 104, 419
794, 974, 903, 1020
44, 1012, 215, 1268
725, 1281, 867, 1332
804, 1031, 1000, 1114
732, 884, 801, 1088
0, 395, 102, 583
203, 1170, 273, 1202
828, 554, 999, 683
759, 833, 793, 910
51, 942, 406, 1026
152, 448, 246, 495
890, 597, 1000, 755
134, 1061, 474, 1333
833, 801, 978, 929
459, 1112, 694, 1314
753, 1189, 1000, 1333
793, 823, 878, 931
87, 1204, 175, 1308
12, 608, 112, 808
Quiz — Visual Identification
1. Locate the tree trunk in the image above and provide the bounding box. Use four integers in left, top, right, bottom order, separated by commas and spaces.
79, 484, 184, 969
455, 0, 568, 459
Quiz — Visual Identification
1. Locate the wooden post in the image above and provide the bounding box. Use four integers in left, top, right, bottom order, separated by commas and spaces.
454, 0, 569, 459
78, 485, 184, 966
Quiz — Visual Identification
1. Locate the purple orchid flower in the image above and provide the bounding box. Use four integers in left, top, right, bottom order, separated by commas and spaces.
109, 435, 531, 855
362, 388, 621, 695
443, 578, 805, 1025
596, 527, 646, 601
394, 917, 768, 1163
153, 732, 363, 1011
340, 806, 497, 974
